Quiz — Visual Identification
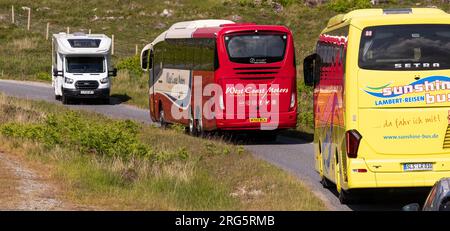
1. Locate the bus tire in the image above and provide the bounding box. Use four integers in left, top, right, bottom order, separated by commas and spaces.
159, 106, 167, 128
339, 189, 355, 204
187, 109, 197, 136
320, 176, 333, 189
195, 108, 204, 137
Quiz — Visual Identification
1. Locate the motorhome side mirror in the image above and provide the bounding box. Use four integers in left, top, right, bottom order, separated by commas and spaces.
109, 68, 117, 77
303, 54, 317, 87
53, 68, 62, 77
402, 203, 421, 211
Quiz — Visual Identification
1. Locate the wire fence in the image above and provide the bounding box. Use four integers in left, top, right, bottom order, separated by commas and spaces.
7, 5, 142, 56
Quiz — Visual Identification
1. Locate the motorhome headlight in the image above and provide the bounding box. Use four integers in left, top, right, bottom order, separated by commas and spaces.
100, 77, 109, 84
64, 77, 74, 84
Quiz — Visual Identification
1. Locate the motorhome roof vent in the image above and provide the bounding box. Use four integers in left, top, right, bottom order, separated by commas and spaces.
68, 39, 101, 48
73, 32, 86, 36
383, 8, 412, 14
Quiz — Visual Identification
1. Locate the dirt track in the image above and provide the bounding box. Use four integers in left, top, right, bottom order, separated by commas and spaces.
0, 151, 66, 210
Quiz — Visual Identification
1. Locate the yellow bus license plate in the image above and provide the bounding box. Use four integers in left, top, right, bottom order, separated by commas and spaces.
250, 118, 268, 123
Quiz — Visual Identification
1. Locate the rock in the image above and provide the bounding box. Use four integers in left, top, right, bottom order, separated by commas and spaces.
36, 7, 50, 12
91, 15, 99, 21
231, 15, 242, 21
272, 2, 283, 13
155, 22, 167, 29
370, 0, 389, 5
160, 9, 173, 17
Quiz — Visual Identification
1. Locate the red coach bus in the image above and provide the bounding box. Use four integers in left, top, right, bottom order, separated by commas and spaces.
141, 20, 297, 138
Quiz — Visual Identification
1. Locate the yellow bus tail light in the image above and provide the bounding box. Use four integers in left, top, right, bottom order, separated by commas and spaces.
346, 130, 362, 158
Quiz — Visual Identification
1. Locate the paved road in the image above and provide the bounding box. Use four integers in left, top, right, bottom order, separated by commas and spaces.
0, 79, 429, 211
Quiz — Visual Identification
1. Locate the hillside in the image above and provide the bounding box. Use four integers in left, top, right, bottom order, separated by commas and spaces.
1, 0, 450, 132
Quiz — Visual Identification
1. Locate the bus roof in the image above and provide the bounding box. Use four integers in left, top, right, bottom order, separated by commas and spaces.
147, 19, 291, 46
325, 8, 450, 32
52, 32, 111, 55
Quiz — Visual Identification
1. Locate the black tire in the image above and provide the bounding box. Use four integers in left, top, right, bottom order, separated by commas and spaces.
339, 189, 358, 205
101, 97, 110, 105
61, 94, 69, 105
186, 109, 197, 136
320, 176, 333, 189
159, 107, 167, 128
55, 94, 61, 101
196, 118, 204, 137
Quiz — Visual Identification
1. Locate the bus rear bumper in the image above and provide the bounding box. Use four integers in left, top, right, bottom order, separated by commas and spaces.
215, 111, 297, 130
347, 158, 450, 189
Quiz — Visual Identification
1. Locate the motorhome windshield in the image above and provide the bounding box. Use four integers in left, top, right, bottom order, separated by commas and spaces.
359, 24, 450, 70
66, 57, 105, 73
225, 34, 287, 64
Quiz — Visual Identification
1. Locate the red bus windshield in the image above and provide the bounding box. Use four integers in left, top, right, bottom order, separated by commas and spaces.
225, 34, 287, 64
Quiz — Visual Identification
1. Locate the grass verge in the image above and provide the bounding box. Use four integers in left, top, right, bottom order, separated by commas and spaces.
0, 94, 326, 210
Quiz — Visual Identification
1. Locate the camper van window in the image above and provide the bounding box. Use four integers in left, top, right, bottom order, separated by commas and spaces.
66, 57, 105, 73
68, 39, 101, 48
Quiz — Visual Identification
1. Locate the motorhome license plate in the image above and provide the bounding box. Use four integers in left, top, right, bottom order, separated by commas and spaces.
403, 163, 433, 172
250, 118, 268, 123
80, 90, 94, 95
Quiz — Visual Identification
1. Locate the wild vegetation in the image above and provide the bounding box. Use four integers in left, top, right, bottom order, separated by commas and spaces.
2, 0, 450, 133
0, 94, 325, 210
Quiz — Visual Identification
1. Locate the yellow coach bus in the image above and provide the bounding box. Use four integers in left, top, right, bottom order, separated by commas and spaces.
303, 8, 450, 204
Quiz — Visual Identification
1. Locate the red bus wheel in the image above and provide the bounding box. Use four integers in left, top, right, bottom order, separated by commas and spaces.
159, 108, 167, 128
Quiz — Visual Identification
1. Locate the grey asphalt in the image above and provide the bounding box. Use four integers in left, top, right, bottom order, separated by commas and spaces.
0, 79, 429, 211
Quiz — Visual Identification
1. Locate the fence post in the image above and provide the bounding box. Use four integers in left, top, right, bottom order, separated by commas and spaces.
112, 34, 115, 55
89, 29, 91, 34
135, 44, 138, 56
27, 8, 31, 30
67, 27, 70, 34
11, 5, 14, 24
46, 22, 50, 40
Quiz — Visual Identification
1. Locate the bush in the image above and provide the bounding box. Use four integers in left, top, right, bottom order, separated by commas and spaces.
0, 111, 192, 162
36, 72, 52, 81
116, 55, 142, 77
327, 0, 371, 13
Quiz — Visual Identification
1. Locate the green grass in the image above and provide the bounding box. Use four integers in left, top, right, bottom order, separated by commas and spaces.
2, 0, 450, 133
0, 93, 325, 210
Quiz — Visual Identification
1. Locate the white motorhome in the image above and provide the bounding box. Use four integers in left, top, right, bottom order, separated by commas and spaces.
52, 32, 116, 104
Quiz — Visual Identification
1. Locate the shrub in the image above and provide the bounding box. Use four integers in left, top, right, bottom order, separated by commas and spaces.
0, 111, 196, 162
116, 55, 142, 77
36, 72, 52, 81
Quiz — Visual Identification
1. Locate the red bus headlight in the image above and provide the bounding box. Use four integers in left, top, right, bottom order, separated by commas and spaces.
346, 130, 362, 158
